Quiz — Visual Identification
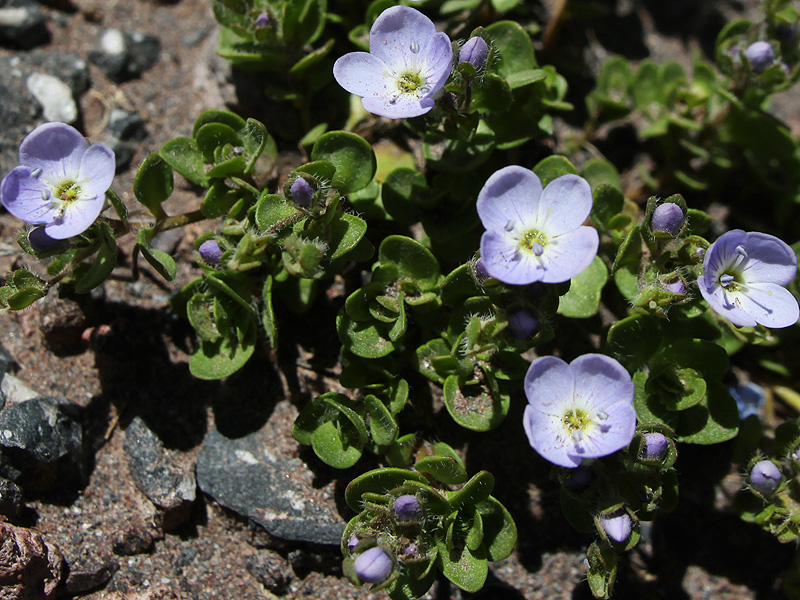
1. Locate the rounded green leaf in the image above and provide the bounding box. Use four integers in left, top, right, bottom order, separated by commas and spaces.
557, 256, 608, 318
311, 419, 363, 469
415, 455, 468, 485
475, 497, 517, 561
532, 155, 579, 187
159, 137, 209, 187
378, 235, 441, 290
443, 375, 509, 432
345, 468, 428, 511
134, 153, 174, 217
311, 131, 376, 193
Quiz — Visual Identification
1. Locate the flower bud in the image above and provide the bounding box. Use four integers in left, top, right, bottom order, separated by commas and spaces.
749, 460, 781, 495
563, 465, 595, 492
651, 203, 684, 236
27, 226, 66, 253
346, 534, 360, 550
663, 279, 685, 295
290, 177, 316, 208
353, 547, 393, 583
198, 239, 223, 266
642, 432, 669, 461
745, 41, 775, 74
776, 23, 798, 42
255, 12, 271, 28
599, 509, 632, 544
473, 257, 490, 283
459, 37, 489, 71
507, 309, 539, 339
393, 494, 424, 523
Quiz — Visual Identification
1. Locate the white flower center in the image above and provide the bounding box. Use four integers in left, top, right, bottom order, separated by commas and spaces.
519, 229, 548, 257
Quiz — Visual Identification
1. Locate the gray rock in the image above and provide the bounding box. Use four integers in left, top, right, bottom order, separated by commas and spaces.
196, 427, 346, 545
0, 0, 48, 49
245, 551, 293, 594
0, 476, 24, 518
0, 372, 39, 407
89, 28, 160, 81
0, 396, 85, 494
26, 72, 78, 123
99, 107, 146, 170
62, 544, 118, 595
123, 417, 196, 531
0, 51, 90, 173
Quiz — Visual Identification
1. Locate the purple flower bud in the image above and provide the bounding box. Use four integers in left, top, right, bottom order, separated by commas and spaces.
290, 177, 316, 208
27, 226, 66, 253
198, 239, 223, 266
353, 547, 393, 583
745, 41, 775, 74
393, 494, 424, 523
563, 465, 595, 492
255, 12, 271, 28
776, 23, 798, 42
651, 203, 684, 236
663, 279, 685, 295
459, 37, 489, 71
750, 460, 782, 495
642, 432, 669, 461
346, 534, 360, 550
600, 509, 632, 544
473, 257, 490, 283
507, 309, 539, 339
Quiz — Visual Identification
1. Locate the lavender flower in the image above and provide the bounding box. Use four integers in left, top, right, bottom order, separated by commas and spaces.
749, 460, 781, 495
0, 122, 115, 240
254, 12, 271, 28
353, 546, 393, 583
729, 382, 765, 420
599, 509, 632, 544
393, 494, 424, 523
651, 202, 684, 236
507, 309, 539, 339
697, 230, 799, 328
459, 36, 489, 71
477, 166, 599, 285
641, 432, 669, 462
333, 6, 453, 119
745, 41, 775, 74
198, 239, 223, 266
523, 354, 636, 468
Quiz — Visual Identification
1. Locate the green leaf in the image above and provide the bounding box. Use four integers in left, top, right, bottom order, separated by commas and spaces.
443, 375, 509, 432
202, 182, 241, 218
134, 153, 174, 217
337, 310, 395, 358
365, 395, 398, 446
676, 381, 739, 444
311, 131, 376, 193
532, 155, 579, 187
423, 120, 495, 173
475, 497, 517, 561
469, 73, 512, 114
345, 467, 428, 511
159, 137, 209, 187
192, 108, 246, 135
195, 122, 240, 162
557, 256, 608, 318
381, 168, 427, 225
138, 229, 177, 281
591, 185, 625, 232
606, 314, 662, 370
582, 158, 621, 190
241, 118, 272, 174
255, 193, 300, 233
378, 236, 441, 290
261, 275, 277, 348
311, 419, 363, 469
484, 21, 537, 81
436, 538, 488, 592
505, 68, 546, 89
187, 293, 221, 343
447, 471, 495, 508
75, 236, 117, 294
189, 313, 256, 380
415, 456, 469, 484
328, 213, 367, 261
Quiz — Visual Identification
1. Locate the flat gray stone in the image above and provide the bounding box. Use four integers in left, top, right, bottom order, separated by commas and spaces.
197, 427, 345, 545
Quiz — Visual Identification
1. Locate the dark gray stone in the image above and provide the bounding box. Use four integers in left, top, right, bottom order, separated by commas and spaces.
245, 551, 292, 594
123, 417, 196, 531
0, 476, 24, 518
98, 107, 146, 170
0, 0, 48, 49
0, 396, 85, 494
196, 427, 346, 545
89, 28, 160, 82
62, 545, 118, 595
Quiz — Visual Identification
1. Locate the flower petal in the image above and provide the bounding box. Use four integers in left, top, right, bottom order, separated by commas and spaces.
576, 402, 637, 459
524, 356, 575, 412
19, 122, 88, 180
419, 31, 453, 95
333, 52, 391, 98
702, 229, 747, 288
539, 226, 599, 283
737, 282, 799, 328
697, 277, 757, 327
362, 95, 434, 119
78, 143, 116, 197
0, 166, 58, 224
43, 195, 105, 239
369, 5, 437, 67
536, 174, 593, 236
480, 230, 543, 285
570, 354, 634, 413
476, 166, 543, 233
742, 231, 797, 286
523, 404, 582, 468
